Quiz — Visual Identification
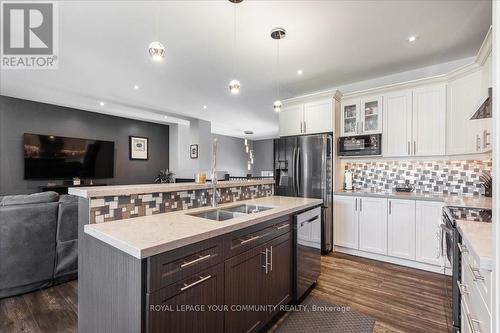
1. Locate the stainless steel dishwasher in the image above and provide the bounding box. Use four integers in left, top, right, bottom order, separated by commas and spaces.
293, 206, 322, 301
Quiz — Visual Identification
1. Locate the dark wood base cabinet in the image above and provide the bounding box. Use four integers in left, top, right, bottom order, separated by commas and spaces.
224, 233, 291, 333
79, 207, 320, 333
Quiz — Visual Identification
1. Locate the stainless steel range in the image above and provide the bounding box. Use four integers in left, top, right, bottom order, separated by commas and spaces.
441, 206, 492, 333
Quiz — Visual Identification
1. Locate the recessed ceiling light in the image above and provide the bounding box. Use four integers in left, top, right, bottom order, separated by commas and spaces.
297, 69, 303, 75
408, 35, 417, 43
133, 84, 140, 90
99, 101, 105, 106
202, 105, 208, 110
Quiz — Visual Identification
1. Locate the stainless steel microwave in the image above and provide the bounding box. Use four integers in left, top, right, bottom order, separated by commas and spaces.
338, 134, 382, 156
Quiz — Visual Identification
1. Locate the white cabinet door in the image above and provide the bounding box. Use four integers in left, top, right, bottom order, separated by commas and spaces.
333, 196, 358, 249
387, 199, 416, 260
303, 99, 333, 134
412, 84, 446, 156
279, 104, 303, 136
358, 197, 388, 255
415, 201, 444, 266
447, 69, 483, 155
360, 96, 383, 134
478, 53, 492, 152
341, 99, 360, 136
383, 90, 412, 157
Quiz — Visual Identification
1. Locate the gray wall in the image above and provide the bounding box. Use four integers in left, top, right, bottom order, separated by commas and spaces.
0, 95, 169, 195
252, 139, 274, 176
212, 134, 250, 177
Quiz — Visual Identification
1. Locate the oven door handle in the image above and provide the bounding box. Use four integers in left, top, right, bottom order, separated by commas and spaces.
439, 223, 453, 259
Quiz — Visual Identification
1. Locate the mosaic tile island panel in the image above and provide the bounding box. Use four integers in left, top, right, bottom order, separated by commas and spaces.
89, 184, 274, 224
344, 160, 492, 196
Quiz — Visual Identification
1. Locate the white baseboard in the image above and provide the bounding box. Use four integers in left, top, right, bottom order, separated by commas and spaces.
334, 246, 452, 276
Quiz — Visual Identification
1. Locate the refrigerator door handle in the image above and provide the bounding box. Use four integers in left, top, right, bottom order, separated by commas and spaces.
321, 136, 327, 205
292, 146, 297, 196
296, 147, 301, 195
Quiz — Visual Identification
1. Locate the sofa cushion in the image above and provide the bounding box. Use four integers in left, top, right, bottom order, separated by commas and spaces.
0, 191, 59, 206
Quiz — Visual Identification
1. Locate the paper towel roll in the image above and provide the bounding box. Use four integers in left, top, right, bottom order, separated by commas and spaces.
344, 171, 353, 190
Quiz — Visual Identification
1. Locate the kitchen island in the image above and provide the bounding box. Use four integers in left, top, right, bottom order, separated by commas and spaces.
70, 182, 322, 333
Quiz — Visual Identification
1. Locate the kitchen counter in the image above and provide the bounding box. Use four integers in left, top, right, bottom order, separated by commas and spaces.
334, 189, 492, 209
69, 178, 274, 198
456, 220, 493, 270
84, 195, 322, 259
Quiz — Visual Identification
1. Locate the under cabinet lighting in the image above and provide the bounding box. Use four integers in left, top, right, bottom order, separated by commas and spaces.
99, 101, 105, 106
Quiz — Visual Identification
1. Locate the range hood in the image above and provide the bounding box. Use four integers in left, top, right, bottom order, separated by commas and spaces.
470, 87, 492, 120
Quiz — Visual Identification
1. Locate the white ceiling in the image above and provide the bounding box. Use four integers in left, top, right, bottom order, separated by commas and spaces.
0, 0, 491, 139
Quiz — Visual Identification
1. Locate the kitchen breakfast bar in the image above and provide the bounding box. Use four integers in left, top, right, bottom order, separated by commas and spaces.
69, 180, 322, 333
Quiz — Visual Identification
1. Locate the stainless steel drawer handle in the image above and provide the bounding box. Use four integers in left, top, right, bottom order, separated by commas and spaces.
458, 243, 468, 254
458, 283, 470, 295
465, 311, 482, 333
180, 254, 212, 268
261, 248, 270, 274
180, 275, 212, 291
276, 223, 290, 230
468, 264, 485, 281
270, 246, 273, 272
240, 235, 260, 244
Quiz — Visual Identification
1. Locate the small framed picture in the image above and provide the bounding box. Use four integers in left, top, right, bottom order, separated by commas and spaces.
190, 144, 198, 159
129, 136, 148, 160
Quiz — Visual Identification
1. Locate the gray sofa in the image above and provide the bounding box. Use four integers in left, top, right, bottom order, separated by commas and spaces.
0, 192, 78, 299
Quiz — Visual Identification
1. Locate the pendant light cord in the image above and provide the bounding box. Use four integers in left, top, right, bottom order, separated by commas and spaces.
276, 38, 280, 100
232, 3, 237, 78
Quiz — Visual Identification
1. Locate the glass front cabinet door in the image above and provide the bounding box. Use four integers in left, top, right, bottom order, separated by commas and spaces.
341, 97, 382, 136
361, 97, 382, 134
341, 100, 360, 136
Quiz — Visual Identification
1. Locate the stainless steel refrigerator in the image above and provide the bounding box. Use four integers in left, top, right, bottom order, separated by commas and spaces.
274, 133, 333, 253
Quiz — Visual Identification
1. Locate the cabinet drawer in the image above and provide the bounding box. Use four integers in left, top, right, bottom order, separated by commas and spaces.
224, 215, 291, 258
147, 264, 224, 333
461, 244, 492, 312
461, 297, 491, 333
148, 237, 223, 292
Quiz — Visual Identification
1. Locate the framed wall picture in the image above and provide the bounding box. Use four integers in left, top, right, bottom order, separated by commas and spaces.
190, 144, 198, 159
129, 136, 148, 160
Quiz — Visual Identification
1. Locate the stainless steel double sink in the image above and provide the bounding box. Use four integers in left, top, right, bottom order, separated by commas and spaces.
187, 204, 274, 221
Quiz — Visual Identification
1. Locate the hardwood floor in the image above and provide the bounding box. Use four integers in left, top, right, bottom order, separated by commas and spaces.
312, 252, 452, 333
0, 253, 452, 333
0, 280, 77, 333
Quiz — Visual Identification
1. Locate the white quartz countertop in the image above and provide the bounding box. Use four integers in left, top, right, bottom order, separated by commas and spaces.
334, 189, 492, 209
84, 196, 322, 259
456, 220, 493, 271
69, 179, 274, 198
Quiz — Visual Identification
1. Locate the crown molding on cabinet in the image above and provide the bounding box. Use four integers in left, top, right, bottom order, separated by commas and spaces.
283, 89, 342, 106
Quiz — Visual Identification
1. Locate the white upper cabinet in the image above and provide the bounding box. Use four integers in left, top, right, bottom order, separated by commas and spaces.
303, 99, 334, 134
279, 104, 303, 137
383, 90, 412, 157
387, 199, 416, 260
361, 96, 383, 134
412, 84, 446, 156
341, 96, 382, 136
358, 197, 388, 255
447, 69, 484, 155
279, 98, 334, 136
415, 201, 444, 266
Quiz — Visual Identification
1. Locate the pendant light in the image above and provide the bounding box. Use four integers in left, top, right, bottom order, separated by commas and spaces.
271, 27, 286, 112
244, 130, 253, 170
228, 0, 243, 94
148, 3, 165, 61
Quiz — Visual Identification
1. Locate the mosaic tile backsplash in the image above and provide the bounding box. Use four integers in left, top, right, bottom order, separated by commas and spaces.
89, 184, 274, 224
345, 160, 492, 196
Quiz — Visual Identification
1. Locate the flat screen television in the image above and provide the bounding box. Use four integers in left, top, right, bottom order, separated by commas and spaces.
24, 133, 115, 179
